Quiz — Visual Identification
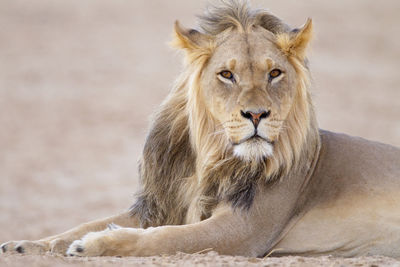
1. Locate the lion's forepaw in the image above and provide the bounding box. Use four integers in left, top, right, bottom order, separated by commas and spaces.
67, 230, 109, 257
0, 240, 48, 255
67, 227, 146, 257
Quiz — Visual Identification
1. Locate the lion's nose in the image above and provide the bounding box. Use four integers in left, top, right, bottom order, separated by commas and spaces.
240, 110, 270, 128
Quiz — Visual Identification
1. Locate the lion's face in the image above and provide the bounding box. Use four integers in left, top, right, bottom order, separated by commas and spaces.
200, 28, 297, 161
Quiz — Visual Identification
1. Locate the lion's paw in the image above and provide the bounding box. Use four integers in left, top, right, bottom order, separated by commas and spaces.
67, 230, 109, 257
67, 224, 142, 257
0, 240, 48, 255
67, 240, 87, 256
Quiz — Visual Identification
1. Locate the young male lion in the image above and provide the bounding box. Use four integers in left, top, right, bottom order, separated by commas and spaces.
1, 0, 400, 258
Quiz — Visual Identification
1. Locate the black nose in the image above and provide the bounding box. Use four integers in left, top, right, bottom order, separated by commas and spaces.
240, 110, 270, 128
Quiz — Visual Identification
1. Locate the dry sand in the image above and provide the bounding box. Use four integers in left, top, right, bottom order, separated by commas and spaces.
0, 0, 399, 266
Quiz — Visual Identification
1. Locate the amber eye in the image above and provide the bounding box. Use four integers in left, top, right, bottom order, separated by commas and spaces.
219, 70, 234, 80
269, 69, 282, 79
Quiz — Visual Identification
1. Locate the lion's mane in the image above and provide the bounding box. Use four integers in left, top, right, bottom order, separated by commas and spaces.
131, 0, 320, 228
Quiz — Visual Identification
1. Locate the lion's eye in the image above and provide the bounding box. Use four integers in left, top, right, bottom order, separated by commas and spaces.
219, 70, 234, 81
269, 69, 282, 79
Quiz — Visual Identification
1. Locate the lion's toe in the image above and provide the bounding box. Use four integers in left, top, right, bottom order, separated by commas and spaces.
1, 243, 6, 253
15, 245, 24, 254
67, 240, 86, 257
1, 241, 19, 254
15, 241, 48, 254
1, 242, 10, 254
67, 230, 111, 257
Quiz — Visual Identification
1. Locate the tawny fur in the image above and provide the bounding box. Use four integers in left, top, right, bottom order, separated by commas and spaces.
2, 0, 399, 259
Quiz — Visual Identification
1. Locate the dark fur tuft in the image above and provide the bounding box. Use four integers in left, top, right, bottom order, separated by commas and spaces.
130, 88, 195, 227
226, 179, 257, 210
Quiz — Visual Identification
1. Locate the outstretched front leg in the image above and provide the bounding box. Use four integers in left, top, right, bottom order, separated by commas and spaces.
67, 206, 259, 257
0, 211, 139, 255
67, 185, 303, 257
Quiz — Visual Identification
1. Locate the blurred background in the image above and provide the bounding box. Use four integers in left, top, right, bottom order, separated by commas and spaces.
0, 0, 399, 242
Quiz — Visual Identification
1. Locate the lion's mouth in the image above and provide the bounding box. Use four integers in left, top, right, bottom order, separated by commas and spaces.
233, 134, 274, 146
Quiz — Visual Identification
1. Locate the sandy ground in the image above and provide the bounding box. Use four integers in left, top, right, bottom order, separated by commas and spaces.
0, 0, 399, 266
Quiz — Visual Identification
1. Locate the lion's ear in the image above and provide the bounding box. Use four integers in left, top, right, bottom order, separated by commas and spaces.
171, 21, 214, 61
276, 18, 313, 60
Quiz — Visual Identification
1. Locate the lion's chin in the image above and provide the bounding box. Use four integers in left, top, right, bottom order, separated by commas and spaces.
233, 138, 273, 162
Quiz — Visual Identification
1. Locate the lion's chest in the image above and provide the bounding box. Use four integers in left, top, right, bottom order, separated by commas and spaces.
184, 195, 216, 224
181, 178, 216, 224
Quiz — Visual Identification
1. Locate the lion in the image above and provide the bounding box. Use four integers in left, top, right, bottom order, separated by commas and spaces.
1, 0, 400, 258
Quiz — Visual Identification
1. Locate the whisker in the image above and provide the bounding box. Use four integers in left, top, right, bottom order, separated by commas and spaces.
209, 129, 226, 137
214, 120, 232, 128
265, 121, 283, 126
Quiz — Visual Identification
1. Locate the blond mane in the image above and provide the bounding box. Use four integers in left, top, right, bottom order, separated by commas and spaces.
131, 0, 321, 227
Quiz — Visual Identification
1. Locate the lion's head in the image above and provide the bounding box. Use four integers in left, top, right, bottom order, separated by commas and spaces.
132, 1, 321, 227
172, 1, 318, 175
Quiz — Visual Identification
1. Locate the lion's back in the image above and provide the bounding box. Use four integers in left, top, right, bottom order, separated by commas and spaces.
318, 129, 400, 190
